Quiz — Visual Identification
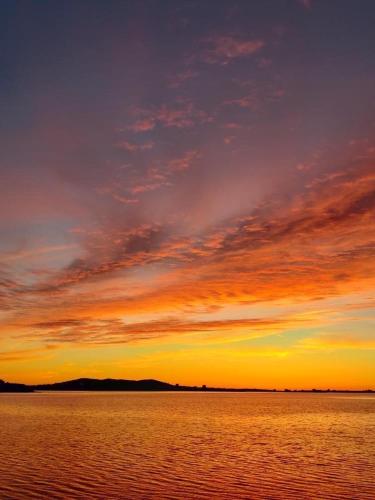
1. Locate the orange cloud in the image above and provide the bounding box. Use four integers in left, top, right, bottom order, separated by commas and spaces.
22, 314, 305, 346
2, 158, 374, 343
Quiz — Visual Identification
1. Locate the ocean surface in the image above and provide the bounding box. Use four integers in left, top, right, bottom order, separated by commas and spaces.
0, 392, 374, 499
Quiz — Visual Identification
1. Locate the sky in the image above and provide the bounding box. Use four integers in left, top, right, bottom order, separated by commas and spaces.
0, 0, 374, 389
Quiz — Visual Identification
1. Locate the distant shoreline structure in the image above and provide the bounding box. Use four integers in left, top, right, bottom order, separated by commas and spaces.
1, 378, 374, 394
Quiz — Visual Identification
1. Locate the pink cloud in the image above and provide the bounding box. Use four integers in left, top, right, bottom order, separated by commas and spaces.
168, 69, 199, 88
116, 140, 154, 152
224, 94, 259, 110
130, 182, 172, 194
257, 57, 272, 68
223, 122, 242, 129
202, 36, 264, 64
166, 150, 200, 172
127, 151, 199, 194
224, 136, 235, 145
224, 83, 285, 110
129, 118, 155, 132
111, 194, 139, 205
129, 102, 211, 133
156, 103, 211, 128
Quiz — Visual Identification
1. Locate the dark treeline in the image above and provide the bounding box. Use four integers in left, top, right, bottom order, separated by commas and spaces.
0, 379, 33, 393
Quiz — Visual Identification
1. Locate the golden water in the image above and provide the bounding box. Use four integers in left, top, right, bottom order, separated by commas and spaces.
1, 392, 374, 499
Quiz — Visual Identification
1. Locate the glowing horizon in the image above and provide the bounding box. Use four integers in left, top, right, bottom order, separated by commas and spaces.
1, 0, 374, 389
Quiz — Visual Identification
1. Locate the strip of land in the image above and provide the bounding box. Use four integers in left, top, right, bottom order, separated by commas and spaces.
0, 378, 373, 393
0, 379, 34, 393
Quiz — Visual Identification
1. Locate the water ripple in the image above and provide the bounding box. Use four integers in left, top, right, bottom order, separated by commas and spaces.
0, 392, 374, 499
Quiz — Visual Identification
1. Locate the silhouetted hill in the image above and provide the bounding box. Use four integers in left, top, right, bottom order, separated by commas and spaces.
0, 379, 34, 393
33, 377, 183, 391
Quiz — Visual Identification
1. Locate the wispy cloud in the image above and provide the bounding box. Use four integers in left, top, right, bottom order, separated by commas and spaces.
200, 36, 265, 64
0, 345, 58, 363
129, 102, 212, 132
24, 314, 304, 346
168, 69, 199, 88
130, 181, 172, 194
99, 149, 200, 204
299, 332, 375, 350
224, 82, 285, 110
165, 150, 200, 173
116, 140, 154, 152
5, 158, 374, 327
129, 118, 156, 133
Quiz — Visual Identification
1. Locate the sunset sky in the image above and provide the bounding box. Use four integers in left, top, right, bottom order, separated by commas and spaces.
1, 0, 374, 389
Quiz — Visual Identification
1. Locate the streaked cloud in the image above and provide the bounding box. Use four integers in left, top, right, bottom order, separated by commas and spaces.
300, 332, 375, 350
24, 314, 305, 346
0, 345, 58, 363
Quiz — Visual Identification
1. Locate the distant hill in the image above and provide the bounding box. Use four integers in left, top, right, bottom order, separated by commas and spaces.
33, 378, 186, 391
2, 377, 269, 392
0, 379, 34, 393
32, 378, 278, 392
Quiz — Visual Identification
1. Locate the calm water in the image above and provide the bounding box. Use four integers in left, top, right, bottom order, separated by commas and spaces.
0, 392, 374, 499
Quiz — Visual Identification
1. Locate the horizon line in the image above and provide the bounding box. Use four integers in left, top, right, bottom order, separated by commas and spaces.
1, 377, 374, 393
